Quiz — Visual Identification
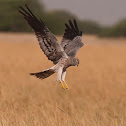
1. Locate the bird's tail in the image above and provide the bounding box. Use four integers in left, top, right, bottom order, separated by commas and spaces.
30, 69, 55, 79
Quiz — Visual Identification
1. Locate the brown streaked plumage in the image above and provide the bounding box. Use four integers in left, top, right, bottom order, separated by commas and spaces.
19, 4, 84, 89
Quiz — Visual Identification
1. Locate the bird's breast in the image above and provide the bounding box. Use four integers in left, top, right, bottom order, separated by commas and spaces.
58, 58, 68, 66
58, 58, 72, 69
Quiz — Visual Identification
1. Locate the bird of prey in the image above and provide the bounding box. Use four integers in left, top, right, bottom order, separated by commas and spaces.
19, 5, 84, 89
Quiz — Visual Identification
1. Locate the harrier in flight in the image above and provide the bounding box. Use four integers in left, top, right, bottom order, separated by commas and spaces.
19, 5, 84, 89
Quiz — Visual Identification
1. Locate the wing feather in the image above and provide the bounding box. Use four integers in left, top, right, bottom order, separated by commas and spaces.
19, 5, 67, 64
61, 19, 83, 57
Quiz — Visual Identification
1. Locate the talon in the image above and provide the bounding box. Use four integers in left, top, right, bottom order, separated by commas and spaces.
64, 81, 69, 89
60, 80, 65, 89
62, 83, 65, 89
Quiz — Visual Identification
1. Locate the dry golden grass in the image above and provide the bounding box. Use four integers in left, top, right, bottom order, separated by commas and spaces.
0, 33, 126, 126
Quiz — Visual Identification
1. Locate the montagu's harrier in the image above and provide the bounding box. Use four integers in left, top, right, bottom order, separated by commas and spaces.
19, 5, 84, 89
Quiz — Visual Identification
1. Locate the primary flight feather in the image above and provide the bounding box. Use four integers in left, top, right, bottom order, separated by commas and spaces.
19, 4, 84, 89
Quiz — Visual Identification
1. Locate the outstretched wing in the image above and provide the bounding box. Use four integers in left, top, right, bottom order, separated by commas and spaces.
61, 19, 84, 57
19, 5, 67, 64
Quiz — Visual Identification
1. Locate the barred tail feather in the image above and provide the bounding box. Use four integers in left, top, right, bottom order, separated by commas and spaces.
30, 69, 55, 79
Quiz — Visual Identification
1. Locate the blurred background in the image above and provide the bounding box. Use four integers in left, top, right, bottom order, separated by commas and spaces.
0, 0, 126, 126
0, 0, 126, 37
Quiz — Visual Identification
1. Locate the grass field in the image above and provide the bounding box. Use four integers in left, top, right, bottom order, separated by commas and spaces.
0, 33, 126, 126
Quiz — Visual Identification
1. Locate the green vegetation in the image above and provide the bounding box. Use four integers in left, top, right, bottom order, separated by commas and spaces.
99, 19, 126, 37
0, 0, 126, 37
0, 0, 45, 32
0, 0, 101, 35
79, 20, 101, 34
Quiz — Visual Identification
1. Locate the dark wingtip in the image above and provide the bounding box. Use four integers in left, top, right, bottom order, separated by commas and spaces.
25, 4, 28, 8
18, 10, 27, 17
74, 19, 76, 23
80, 31, 83, 36
29, 73, 34, 75
69, 20, 74, 29
65, 23, 70, 29
19, 6, 25, 11
73, 19, 77, 26
69, 19, 72, 23
25, 4, 29, 10
65, 23, 67, 26
68, 20, 71, 25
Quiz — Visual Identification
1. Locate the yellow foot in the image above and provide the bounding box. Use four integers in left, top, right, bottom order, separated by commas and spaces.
64, 81, 69, 89
60, 80, 65, 89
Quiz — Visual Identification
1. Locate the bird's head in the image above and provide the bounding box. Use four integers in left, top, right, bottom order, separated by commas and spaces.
73, 57, 80, 67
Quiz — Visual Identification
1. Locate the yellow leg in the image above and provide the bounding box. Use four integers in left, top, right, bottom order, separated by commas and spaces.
60, 80, 65, 89
64, 81, 69, 89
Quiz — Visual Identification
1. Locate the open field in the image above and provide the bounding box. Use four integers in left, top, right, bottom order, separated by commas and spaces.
0, 33, 126, 126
